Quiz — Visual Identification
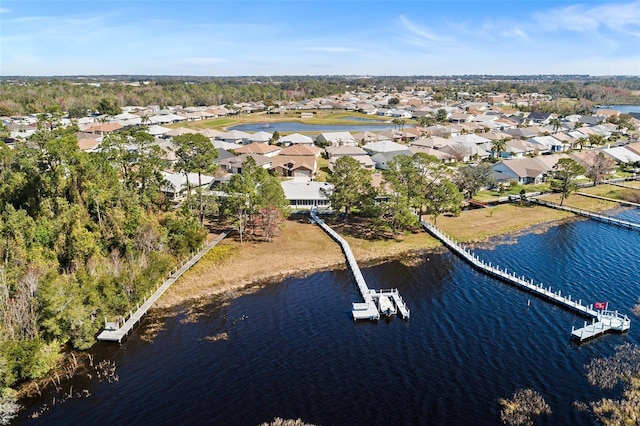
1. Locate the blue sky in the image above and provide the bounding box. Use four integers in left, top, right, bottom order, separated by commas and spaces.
1, 0, 639, 76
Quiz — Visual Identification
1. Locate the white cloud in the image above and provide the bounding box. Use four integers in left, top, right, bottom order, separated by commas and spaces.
534, 1, 640, 35
398, 15, 442, 44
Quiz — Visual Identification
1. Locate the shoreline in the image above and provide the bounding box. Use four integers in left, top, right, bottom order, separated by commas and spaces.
157, 196, 610, 310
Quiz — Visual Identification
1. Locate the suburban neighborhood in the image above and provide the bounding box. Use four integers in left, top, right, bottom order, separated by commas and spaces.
3, 86, 639, 211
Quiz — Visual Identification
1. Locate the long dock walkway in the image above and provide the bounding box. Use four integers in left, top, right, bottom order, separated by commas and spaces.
529, 197, 640, 232
421, 221, 630, 341
608, 181, 640, 190
310, 209, 409, 320
576, 191, 640, 208
97, 230, 231, 342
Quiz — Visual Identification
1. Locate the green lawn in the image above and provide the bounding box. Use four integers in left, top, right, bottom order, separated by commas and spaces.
170, 110, 395, 133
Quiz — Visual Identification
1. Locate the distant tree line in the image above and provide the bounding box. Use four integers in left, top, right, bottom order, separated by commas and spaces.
2, 76, 640, 118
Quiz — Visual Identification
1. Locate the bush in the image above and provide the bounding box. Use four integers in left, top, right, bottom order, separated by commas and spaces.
1, 338, 60, 384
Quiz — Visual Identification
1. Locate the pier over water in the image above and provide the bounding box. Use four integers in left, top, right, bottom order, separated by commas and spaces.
421, 221, 630, 341
97, 230, 231, 343
310, 208, 410, 320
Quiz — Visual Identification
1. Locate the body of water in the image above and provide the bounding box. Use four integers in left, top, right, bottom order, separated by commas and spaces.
596, 105, 640, 114
228, 121, 414, 133
15, 208, 640, 425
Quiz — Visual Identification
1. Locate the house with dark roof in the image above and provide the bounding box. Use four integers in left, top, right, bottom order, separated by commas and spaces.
526, 112, 553, 125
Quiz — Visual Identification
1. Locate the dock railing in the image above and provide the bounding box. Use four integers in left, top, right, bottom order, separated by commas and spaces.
529, 197, 640, 232
98, 229, 231, 342
311, 208, 410, 320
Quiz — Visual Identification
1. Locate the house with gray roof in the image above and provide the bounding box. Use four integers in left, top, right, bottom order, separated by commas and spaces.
315, 132, 357, 147
492, 157, 553, 184
281, 180, 333, 211
279, 133, 314, 146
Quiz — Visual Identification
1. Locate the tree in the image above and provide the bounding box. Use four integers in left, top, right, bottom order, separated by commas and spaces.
383, 153, 448, 217
551, 158, 585, 206
587, 152, 615, 186
253, 177, 289, 241
588, 134, 605, 148
222, 156, 267, 243
269, 131, 281, 145
174, 133, 219, 224
490, 139, 508, 158
572, 137, 587, 152
322, 156, 375, 220
435, 108, 448, 123
424, 179, 463, 225
96, 97, 122, 116
549, 117, 562, 133
417, 114, 436, 128
455, 163, 497, 199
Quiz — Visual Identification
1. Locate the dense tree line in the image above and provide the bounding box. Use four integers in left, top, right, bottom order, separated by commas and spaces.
0, 78, 348, 117
2, 76, 640, 118
0, 126, 219, 413
0, 124, 291, 412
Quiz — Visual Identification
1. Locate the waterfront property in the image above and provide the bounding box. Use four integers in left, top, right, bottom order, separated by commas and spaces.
421, 221, 630, 341
530, 197, 640, 232
97, 230, 230, 343
310, 208, 409, 320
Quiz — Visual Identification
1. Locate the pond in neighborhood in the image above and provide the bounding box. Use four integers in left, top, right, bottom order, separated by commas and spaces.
228, 121, 414, 133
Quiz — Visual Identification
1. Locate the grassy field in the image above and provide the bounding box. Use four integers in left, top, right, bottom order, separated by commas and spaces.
159, 199, 596, 308
171, 110, 395, 133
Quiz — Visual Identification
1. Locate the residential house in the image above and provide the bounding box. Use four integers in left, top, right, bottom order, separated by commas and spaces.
161, 170, 215, 201
271, 155, 317, 180
219, 130, 252, 145
600, 146, 640, 164
234, 142, 281, 157
325, 145, 375, 170
315, 132, 357, 146
407, 145, 454, 163
248, 131, 274, 144
370, 150, 414, 170
216, 153, 272, 174
281, 180, 333, 211
526, 112, 553, 125
492, 157, 553, 184
527, 135, 567, 153
279, 133, 314, 146
362, 140, 408, 156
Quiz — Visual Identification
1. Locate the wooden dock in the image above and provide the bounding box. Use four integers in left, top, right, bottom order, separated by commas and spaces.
576, 192, 640, 208
421, 221, 630, 341
572, 311, 631, 341
310, 209, 410, 320
529, 198, 640, 232
97, 230, 231, 343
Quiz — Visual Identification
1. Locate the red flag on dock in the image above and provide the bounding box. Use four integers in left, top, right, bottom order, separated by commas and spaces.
594, 302, 607, 310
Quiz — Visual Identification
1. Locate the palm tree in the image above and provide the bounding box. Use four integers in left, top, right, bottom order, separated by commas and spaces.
549, 117, 562, 133
491, 139, 507, 159
572, 137, 587, 152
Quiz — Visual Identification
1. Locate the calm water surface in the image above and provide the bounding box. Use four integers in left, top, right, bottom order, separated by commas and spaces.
228, 121, 414, 133
16, 208, 640, 425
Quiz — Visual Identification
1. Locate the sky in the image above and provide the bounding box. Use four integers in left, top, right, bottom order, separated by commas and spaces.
1, 0, 639, 76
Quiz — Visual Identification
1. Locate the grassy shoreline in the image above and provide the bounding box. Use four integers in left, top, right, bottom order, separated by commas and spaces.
158, 187, 634, 309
